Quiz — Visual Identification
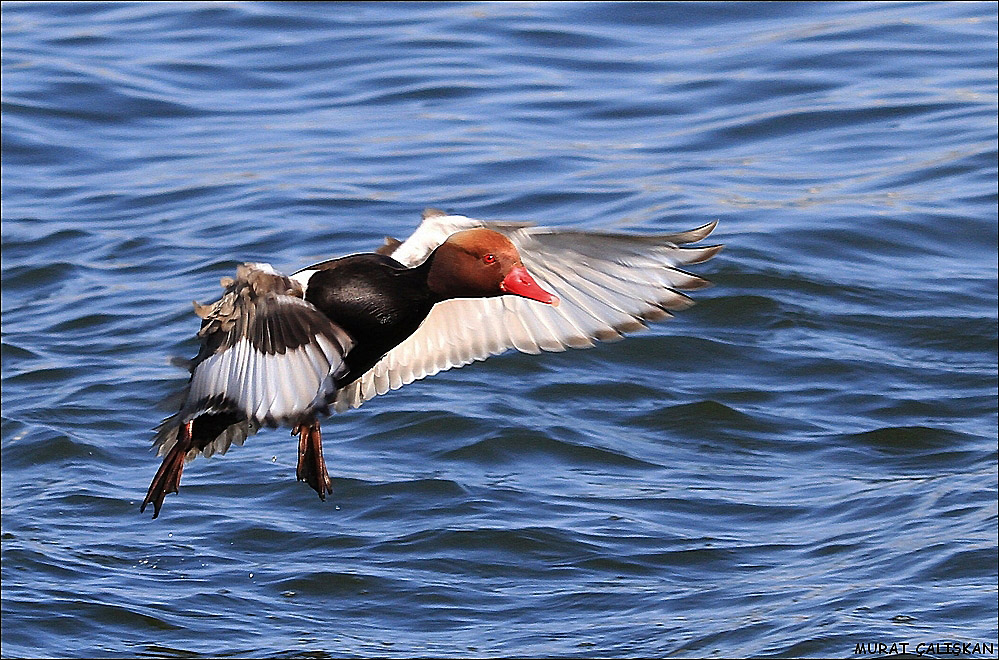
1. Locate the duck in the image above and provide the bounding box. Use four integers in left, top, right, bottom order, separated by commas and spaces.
141, 209, 722, 518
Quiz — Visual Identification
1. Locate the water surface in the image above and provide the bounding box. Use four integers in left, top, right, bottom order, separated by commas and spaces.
2, 2, 996, 657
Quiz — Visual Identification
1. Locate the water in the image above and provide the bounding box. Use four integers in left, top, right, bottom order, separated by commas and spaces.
2, 2, 996, 657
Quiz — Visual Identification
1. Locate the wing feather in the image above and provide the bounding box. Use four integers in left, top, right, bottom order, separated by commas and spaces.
333, 213, 720, 412
157, 263, 356, 458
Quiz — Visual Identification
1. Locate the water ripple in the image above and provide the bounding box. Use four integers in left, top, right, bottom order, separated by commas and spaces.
2, 2, 996, 658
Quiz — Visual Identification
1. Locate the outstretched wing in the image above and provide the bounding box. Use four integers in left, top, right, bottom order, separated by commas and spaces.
333, 211, 720, 411
155, 263, 354, 459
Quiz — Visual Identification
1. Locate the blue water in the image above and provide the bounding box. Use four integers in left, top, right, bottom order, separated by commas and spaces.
2, 2, 996, 657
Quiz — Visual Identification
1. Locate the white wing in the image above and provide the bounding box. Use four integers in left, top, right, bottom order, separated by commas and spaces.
333, 213, 720, 412
155, 263, 355, 459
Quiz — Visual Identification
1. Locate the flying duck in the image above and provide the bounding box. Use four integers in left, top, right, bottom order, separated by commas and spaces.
141, 209, 721, 517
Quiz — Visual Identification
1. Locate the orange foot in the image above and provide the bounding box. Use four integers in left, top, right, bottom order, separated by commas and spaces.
141, 420, 194, 519
295, 419, 332, 500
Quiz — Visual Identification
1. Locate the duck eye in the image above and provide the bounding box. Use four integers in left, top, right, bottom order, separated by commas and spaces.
483, 253, 496, 264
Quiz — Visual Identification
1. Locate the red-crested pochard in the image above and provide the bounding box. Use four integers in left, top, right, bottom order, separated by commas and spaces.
142, 209, 721, 517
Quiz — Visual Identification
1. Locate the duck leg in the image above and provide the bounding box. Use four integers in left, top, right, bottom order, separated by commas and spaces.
296, 419, 332, 500
141, 420, 194, 519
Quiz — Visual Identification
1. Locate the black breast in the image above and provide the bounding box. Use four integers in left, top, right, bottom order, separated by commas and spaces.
303, 253, 436, 384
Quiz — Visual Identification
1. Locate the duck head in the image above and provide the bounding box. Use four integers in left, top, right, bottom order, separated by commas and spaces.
427, 229, 559, 305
